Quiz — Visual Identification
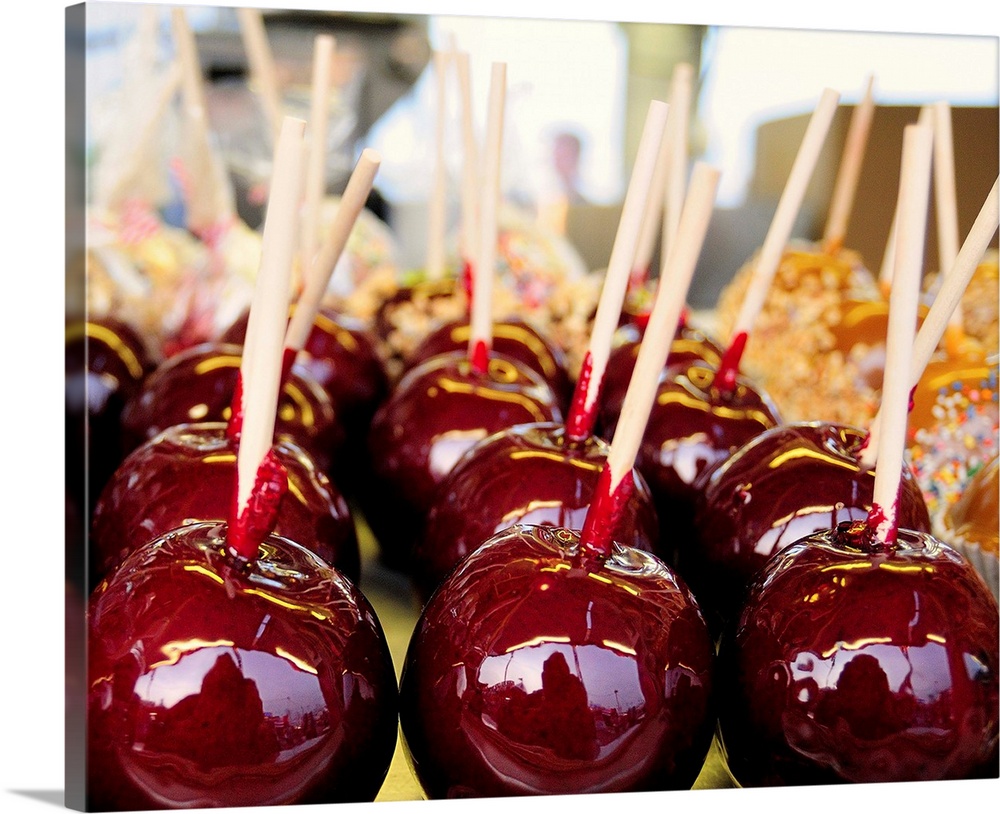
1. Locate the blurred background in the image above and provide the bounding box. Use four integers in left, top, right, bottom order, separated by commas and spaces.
74, 2, 998, 307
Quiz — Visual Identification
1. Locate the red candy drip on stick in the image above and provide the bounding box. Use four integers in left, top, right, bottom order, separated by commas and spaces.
228, 449, 290, 560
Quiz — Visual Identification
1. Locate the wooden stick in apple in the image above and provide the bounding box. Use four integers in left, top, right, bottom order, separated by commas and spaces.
864, 122, 934, 546
860, 173, 999, 469
580, 161, 721, 558
455, 49, 480, 297
629, 68, 679, 291
171, 7, 236, 237
468, 61, 506, 374
563, 98, 670, 439
714, 87, 840, 393
97, 61, 182, 213
426, 50, 451, 281
662, 62, 694, 260
822, 74, 875, 255
229, 115, 307, 560
931, 101, 967, 352
300, 33, 337, 291
878, 104, 933, 293
284, 148, 382, 371
236, 6, 284, 144
632, 64, 692, 288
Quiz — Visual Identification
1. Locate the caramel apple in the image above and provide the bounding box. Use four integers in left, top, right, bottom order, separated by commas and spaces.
414, 422, 659, 601
717, 521, 999, 786
91, 422, 359, 589
692, 422, 931, 625
398, 525, 715, 797
86, 521, 398, 810
119, 341, 345, 475
714, 243, 882, 428
363, 350, 562, 570
941, 455, 999, 598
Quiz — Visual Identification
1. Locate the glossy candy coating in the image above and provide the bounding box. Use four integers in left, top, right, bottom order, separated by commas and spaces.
415, 423, 660, 601
406, 318, 573, 409
692, 422, 931, 625
86, 522, 398, 810
222, 306, 389, 438
604, 362, 781, 568
120, 342, 344, 474
66, 316, 156, 511
364, 351, 562, 570
597, 323, 726, 434
717, 523, 1000, 786
91, 422, 359, 588
399, 525, 716, 798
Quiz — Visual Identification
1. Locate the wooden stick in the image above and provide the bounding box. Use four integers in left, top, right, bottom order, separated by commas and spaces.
171, 7, 233, 233
933, 101, 961, 278
285, 148, 382, 352
662, 62, 694, 257
468, 62, 506, 372
235, 116, 306, 518
605, 163, 721, 490
932, 101, 965, 343
99, 61, 182, 211
631, 64, 693, 284
860, 174, 999, 469
879, 104, 933, 292
579, 162, 720, 558
714, 88, 840, 393
866, 123, 933, 545
823, 74, 875, 254
564, 99, 670, 439
456, 50, 480, 277
171, 7, 208, 115
632, 100, 672, 282
300, 34, 336, 284
236, 7, 284, 143
728, 88, 841, 342
426, 50, 451, 281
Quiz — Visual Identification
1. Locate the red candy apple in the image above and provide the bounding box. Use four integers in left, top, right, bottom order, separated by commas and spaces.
66, 316, 156, 511
222, 305, 389, 440
399, 524, 716, 798
598, 320, 725, 431
91, 422, 359, 588
600, 360, 781, 567
717, 520, 999, 786
692, 422, 932, 625
86, 521, 398, 810
415, 422, 660, 601
363, 350, 562, 570
406, 317, 573, 409
120, 341, 345, 474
